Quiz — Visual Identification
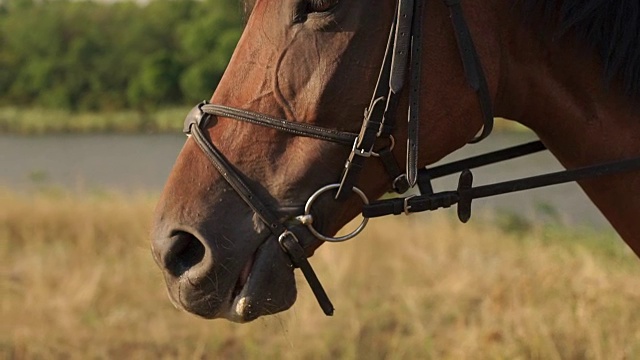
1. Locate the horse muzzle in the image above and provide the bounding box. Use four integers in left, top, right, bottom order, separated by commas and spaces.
152, 225, 298, 322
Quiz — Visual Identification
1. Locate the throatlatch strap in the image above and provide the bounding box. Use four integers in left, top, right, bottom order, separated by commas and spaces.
444, 0, 494, 143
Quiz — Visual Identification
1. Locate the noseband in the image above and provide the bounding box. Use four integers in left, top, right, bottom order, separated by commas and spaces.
183, 0, 640, 316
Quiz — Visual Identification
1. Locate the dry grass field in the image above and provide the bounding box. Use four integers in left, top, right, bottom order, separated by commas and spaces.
1, 188, 640, 359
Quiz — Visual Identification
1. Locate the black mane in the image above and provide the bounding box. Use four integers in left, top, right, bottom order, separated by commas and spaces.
522, 0, 640, 97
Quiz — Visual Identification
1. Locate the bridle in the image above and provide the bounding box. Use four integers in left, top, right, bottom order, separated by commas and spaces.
183, 0, 640, 316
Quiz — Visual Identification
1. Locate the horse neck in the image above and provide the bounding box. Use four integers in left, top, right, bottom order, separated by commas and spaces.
495, 12, 640, 256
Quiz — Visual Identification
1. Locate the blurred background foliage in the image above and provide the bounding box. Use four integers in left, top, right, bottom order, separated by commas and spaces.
0, 0, 244, 112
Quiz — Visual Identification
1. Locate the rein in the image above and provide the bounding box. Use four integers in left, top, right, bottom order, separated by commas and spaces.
182, 0, 640, 316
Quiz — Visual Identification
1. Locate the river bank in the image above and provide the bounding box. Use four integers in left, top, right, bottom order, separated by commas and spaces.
0, 107, 527, 135
0, 107, 188, 135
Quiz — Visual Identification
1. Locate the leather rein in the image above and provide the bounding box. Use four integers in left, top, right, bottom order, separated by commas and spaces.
182, 0, 640, 316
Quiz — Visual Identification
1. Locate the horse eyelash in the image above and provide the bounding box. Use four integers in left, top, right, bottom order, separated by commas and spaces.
307, 0, 339, 13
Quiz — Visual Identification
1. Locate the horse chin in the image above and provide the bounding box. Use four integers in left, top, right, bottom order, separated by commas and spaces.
226, 238, 298, 322
167, 236, 298, 322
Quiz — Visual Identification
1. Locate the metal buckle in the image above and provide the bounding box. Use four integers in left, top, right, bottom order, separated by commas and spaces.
351, 136, 373, 158
296, 184, 369, 242
403, 195, 417, 215
350, 134, 396, 159
278, 230, 300, 250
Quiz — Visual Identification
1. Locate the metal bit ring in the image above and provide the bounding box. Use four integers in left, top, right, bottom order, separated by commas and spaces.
299, 184, 369, 242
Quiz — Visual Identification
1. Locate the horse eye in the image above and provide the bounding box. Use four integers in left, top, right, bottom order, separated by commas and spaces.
306, 0, 339, 13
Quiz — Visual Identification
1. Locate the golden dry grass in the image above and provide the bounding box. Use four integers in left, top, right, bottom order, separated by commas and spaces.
1, 188, 640, 359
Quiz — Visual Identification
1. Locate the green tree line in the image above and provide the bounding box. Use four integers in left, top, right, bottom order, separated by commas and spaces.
0, 0, 244, 111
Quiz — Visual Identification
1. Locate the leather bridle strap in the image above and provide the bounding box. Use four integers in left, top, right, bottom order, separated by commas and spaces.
415, 140, 547, 194
444, 0, 494, 142
337, 0, 496, 200
200, 104, 357, 146
178, 0, 640, 318
184, 103, 335, 316
363, 148, 640, 221
335, 0, 419, 200
406, 0, 424, 186
424, 140, 547, 179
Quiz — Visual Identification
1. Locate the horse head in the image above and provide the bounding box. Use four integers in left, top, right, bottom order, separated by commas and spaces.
151, 0, 497, 322
152, 0, 640, 322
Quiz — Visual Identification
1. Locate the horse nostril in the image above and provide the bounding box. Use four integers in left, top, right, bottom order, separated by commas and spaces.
165, 231, 206, 277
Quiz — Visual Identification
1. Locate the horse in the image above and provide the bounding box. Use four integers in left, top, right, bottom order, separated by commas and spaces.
151, 0, 640, 322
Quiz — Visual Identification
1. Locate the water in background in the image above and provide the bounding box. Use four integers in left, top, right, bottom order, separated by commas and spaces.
0, 134, 184, 191
0, 132, 609, 229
